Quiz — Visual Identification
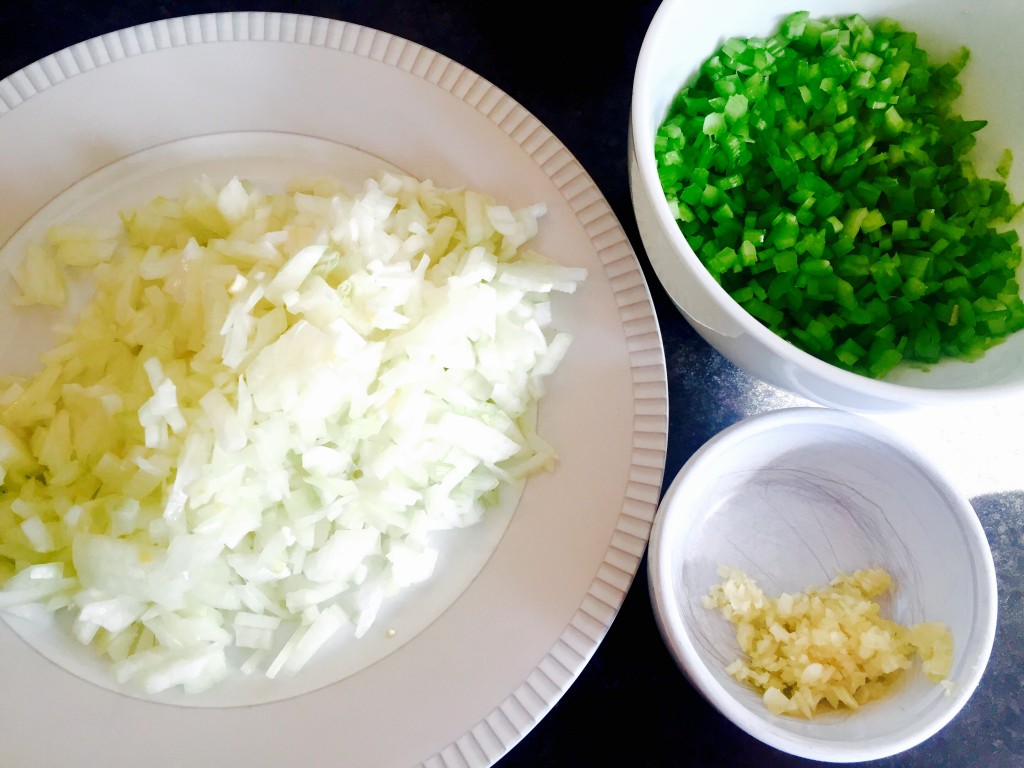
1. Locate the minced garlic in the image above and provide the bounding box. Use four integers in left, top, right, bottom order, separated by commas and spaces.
703, 566, 954, 718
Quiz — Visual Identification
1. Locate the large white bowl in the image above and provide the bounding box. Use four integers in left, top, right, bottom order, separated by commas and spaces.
647, 407, 998, 762
629, 0, 1024, 411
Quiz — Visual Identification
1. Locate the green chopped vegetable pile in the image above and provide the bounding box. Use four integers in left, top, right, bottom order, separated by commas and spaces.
655, 10, 1024, 378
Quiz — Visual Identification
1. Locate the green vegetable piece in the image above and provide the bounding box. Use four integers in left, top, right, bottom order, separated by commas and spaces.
704, 112, 726, 136
996, 149, 1013, 180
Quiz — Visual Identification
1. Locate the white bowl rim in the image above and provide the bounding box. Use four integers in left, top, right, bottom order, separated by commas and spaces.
647, 406, 999, 762
629, 1, 1024, 408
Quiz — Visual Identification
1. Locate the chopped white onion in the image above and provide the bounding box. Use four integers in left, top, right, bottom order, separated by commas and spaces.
0, 172, 586, 693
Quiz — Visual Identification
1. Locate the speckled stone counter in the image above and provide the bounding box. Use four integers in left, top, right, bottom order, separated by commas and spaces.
2, 1, 1021, 766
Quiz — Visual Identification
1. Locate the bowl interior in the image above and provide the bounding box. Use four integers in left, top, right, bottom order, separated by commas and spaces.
631, 0, 1024, 397
649, 408, 997, 761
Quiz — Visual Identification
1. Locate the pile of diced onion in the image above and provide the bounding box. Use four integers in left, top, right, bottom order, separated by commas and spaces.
0, 172, 586, 694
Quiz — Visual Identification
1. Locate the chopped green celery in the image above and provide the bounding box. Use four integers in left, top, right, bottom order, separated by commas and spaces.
890, 219, 910, 239
771, 213, 800, 248
835, 337, 866, 365
767, 272, 797, 300
703, 112, 726, 136
744, 298, 785, 327
835, 277, 857, 309
750, 255, 778, 275
701, 185, 723, 206
731, 286, 755, 303
901, 254, 930, 279
708, 247, 739, 274
797, 230, 827, 259
853, 180, 883, 208
867, 345, 903, 378
996, 149, 1014, 180
860, 210, 886, 234
806, 317, 834, 347
884, 106, 905, 133
724, 94, 749, 122
739, 240, 758, 265
782, 10, 809, 38
843, 208, 868, 238
773, 250, 799, 273
658, 165, 685, 188
654, 10, 1024, 378
718, 173, 744, 191
679, 182, 705, 206
901, 276, 929, 300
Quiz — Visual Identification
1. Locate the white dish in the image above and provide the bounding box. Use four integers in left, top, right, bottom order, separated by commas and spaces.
648, 407, 998, 762
629, 0, 1024, 411
0, 13, 668, 767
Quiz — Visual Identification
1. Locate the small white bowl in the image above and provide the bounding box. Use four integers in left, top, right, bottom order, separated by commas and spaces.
629, 0, 1024, 411
647, 407, 998, 762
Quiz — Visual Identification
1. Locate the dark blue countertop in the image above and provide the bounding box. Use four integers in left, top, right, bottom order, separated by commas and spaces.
2, 1, 1021, 766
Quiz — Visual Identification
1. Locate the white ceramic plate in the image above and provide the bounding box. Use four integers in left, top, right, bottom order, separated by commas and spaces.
0, 13, 668, 767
